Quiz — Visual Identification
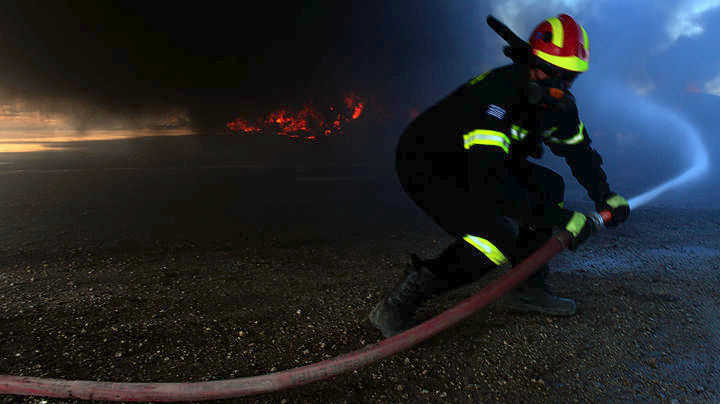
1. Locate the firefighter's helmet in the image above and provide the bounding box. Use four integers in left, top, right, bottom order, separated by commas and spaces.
529, 14, 589, 73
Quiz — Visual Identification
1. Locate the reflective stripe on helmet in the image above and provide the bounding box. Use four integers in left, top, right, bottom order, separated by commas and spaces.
534, 49, 589, 72
463, 129, 510, 154
462, 235, 508, 265
530, 14, 590, 72
548, 17, 564, 48
581, 25, 589, 51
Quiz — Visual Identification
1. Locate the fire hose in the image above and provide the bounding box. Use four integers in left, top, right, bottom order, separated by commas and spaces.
0, 211, 611, 402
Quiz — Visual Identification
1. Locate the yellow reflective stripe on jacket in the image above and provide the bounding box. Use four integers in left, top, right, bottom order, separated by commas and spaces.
510, 125, 528, 141
543, 126, 558, 137
468, 71, 491, 86
463, 130, 510, 154
462, 235, 508, 265
546, 122, 584, 145
565, 122, 585, 144
565, 212, 587, 238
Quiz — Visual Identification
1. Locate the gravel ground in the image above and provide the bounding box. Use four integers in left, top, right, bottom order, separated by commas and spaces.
0, 136, 718, 403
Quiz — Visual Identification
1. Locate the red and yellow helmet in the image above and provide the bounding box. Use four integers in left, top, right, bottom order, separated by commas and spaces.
529, 14, 589, 73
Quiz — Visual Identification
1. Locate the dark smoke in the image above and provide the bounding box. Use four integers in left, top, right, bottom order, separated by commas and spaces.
0, 2, 474, 135
0, 2, 356, 132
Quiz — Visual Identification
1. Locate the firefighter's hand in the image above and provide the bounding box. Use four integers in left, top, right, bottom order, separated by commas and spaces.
564, 211, 593, 251
595, 193, 630, 227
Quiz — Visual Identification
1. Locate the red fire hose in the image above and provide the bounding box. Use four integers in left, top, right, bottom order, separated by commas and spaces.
0, 212, 609, 402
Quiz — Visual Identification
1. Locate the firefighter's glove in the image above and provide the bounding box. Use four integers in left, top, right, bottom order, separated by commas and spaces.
595, 193, 630, 227
564, 211, 593, 251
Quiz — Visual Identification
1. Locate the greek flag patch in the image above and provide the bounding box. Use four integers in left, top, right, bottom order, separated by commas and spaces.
486, 104, 506, 120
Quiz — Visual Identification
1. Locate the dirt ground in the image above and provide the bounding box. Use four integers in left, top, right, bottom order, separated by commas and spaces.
0, 135, 718, 403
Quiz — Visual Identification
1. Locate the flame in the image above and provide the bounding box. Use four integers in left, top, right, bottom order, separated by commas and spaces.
344, 94, 365, 120
226, 118, 261, 133
227, 94, 365, 140
266, 110, 308, 133
352, 103, 364, 120
265, 106, 326, 135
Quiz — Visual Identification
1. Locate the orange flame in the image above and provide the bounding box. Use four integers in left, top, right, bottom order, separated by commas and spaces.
344, 93, 364, 120
226, 94, 365, 140
226, 118, 261, 133
352, 102, 364, 120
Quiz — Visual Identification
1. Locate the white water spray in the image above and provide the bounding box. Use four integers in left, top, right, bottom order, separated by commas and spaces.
588, 80, 710, 211
624, 101, 709, 210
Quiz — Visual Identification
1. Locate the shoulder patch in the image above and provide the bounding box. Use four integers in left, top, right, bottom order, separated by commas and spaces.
486, 104, 506, 120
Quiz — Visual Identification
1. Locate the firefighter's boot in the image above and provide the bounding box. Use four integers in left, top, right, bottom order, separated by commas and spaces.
369, 254, 438, 338
497, 264, 576, 316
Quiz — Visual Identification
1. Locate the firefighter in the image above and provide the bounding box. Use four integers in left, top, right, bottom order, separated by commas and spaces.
370, 14, 630, 338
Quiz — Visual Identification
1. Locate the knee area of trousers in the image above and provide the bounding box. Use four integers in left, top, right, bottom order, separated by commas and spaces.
548, 172, 565, 202
461, 235, 509, 267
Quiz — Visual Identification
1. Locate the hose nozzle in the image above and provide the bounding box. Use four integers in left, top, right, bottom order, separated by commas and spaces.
588, 210, 612, 232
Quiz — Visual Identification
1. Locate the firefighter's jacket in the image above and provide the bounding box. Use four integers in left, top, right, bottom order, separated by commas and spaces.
396, 63, 611, 229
